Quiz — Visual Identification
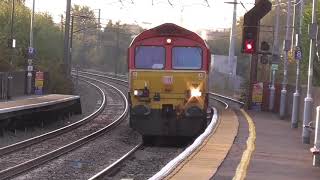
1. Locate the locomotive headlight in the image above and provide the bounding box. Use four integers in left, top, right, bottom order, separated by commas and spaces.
133, 89, 149, 97
134, 90, 143, 96
190, 88, 202, 97
134, 90, 139, 96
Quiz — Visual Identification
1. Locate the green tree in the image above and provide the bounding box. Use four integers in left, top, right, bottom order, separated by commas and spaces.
70, 5, 136, 74
0, 1, 72, 93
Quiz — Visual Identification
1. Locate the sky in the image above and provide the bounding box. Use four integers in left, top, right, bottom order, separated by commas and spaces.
25, 0, 255, 31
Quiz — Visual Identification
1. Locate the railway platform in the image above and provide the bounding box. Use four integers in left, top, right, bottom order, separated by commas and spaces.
216, 111, 320, 180
0, 94, 81, 130
163, 109, 320, 180
245, 111, 320, 180
166, 109, 239, 179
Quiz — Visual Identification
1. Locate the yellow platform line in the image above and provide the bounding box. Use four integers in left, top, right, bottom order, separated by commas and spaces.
233, 109, 256, 180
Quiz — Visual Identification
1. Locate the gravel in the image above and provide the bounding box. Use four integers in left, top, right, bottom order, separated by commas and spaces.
109, 146, 184, 180
13, 120, 141, 180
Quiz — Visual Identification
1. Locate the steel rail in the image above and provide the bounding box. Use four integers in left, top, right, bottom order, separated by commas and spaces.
0, 76, 128, 180
75, 70, 128, 84
209, 92, 245, 107
88, 143, 143, 180
0, 79, 106, 156
210, 97, 229, 110
73, 69, 128, 80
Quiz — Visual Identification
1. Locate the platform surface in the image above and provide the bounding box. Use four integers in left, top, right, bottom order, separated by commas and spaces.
246, 111, 320, 180
0, 94, 80, 114
167, 109, 239, 180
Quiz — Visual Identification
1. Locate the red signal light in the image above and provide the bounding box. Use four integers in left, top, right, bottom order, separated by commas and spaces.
246, 43, 252, 50
244, 39, 254, 54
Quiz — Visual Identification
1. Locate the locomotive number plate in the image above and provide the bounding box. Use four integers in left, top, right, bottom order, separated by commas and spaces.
162, 76, 173, 85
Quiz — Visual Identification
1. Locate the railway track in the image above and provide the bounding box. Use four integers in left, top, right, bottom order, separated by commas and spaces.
88, 106, 223, 179
150, 97, 243, 180
11, 75, 137, 180
76, 70, 245, 179
0, 77, 128, 179
48, 70, 242, 180
88, 142, 143, 180
0, 79, 106, 156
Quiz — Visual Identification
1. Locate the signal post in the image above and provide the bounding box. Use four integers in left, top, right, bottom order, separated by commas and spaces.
242, 0, 272, 109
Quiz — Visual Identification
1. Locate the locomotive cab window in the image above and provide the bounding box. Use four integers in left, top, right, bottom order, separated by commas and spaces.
135, 46, 165, 69
172, 47, 202, 70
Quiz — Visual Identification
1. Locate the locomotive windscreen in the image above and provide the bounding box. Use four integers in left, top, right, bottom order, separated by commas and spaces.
135, 46, 165, 69
172, 47, 202, 70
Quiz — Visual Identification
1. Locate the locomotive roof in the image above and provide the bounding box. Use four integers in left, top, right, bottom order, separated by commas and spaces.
130, 23, 208, 47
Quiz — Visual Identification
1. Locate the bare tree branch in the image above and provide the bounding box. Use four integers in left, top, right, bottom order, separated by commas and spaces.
204, 0, 210, 7
118, 0, 124, 7
240, 1, 248, 11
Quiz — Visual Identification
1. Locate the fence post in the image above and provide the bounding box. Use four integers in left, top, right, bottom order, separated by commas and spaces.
0, 73, 3, 99
7, 75, 13, 100
313, 106, 320, 166
3, 73, 8, 100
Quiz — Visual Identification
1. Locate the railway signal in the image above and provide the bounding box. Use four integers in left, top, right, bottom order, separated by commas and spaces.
244, 39, 254, 54
242, 0, 272, 110
241, 0, 272, 54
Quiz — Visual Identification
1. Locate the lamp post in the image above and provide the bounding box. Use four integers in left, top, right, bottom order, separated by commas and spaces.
279, 0, 292, 119
291, 0, 304, 128
302, 0, 318, 144
229, 0, 237, 88
69, 15, 74, 70
269, 0, 280, 111
7, 0, 15, 100
27, 0, 35, 95
64, 0, 72, 77
224, 0, 237, 93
